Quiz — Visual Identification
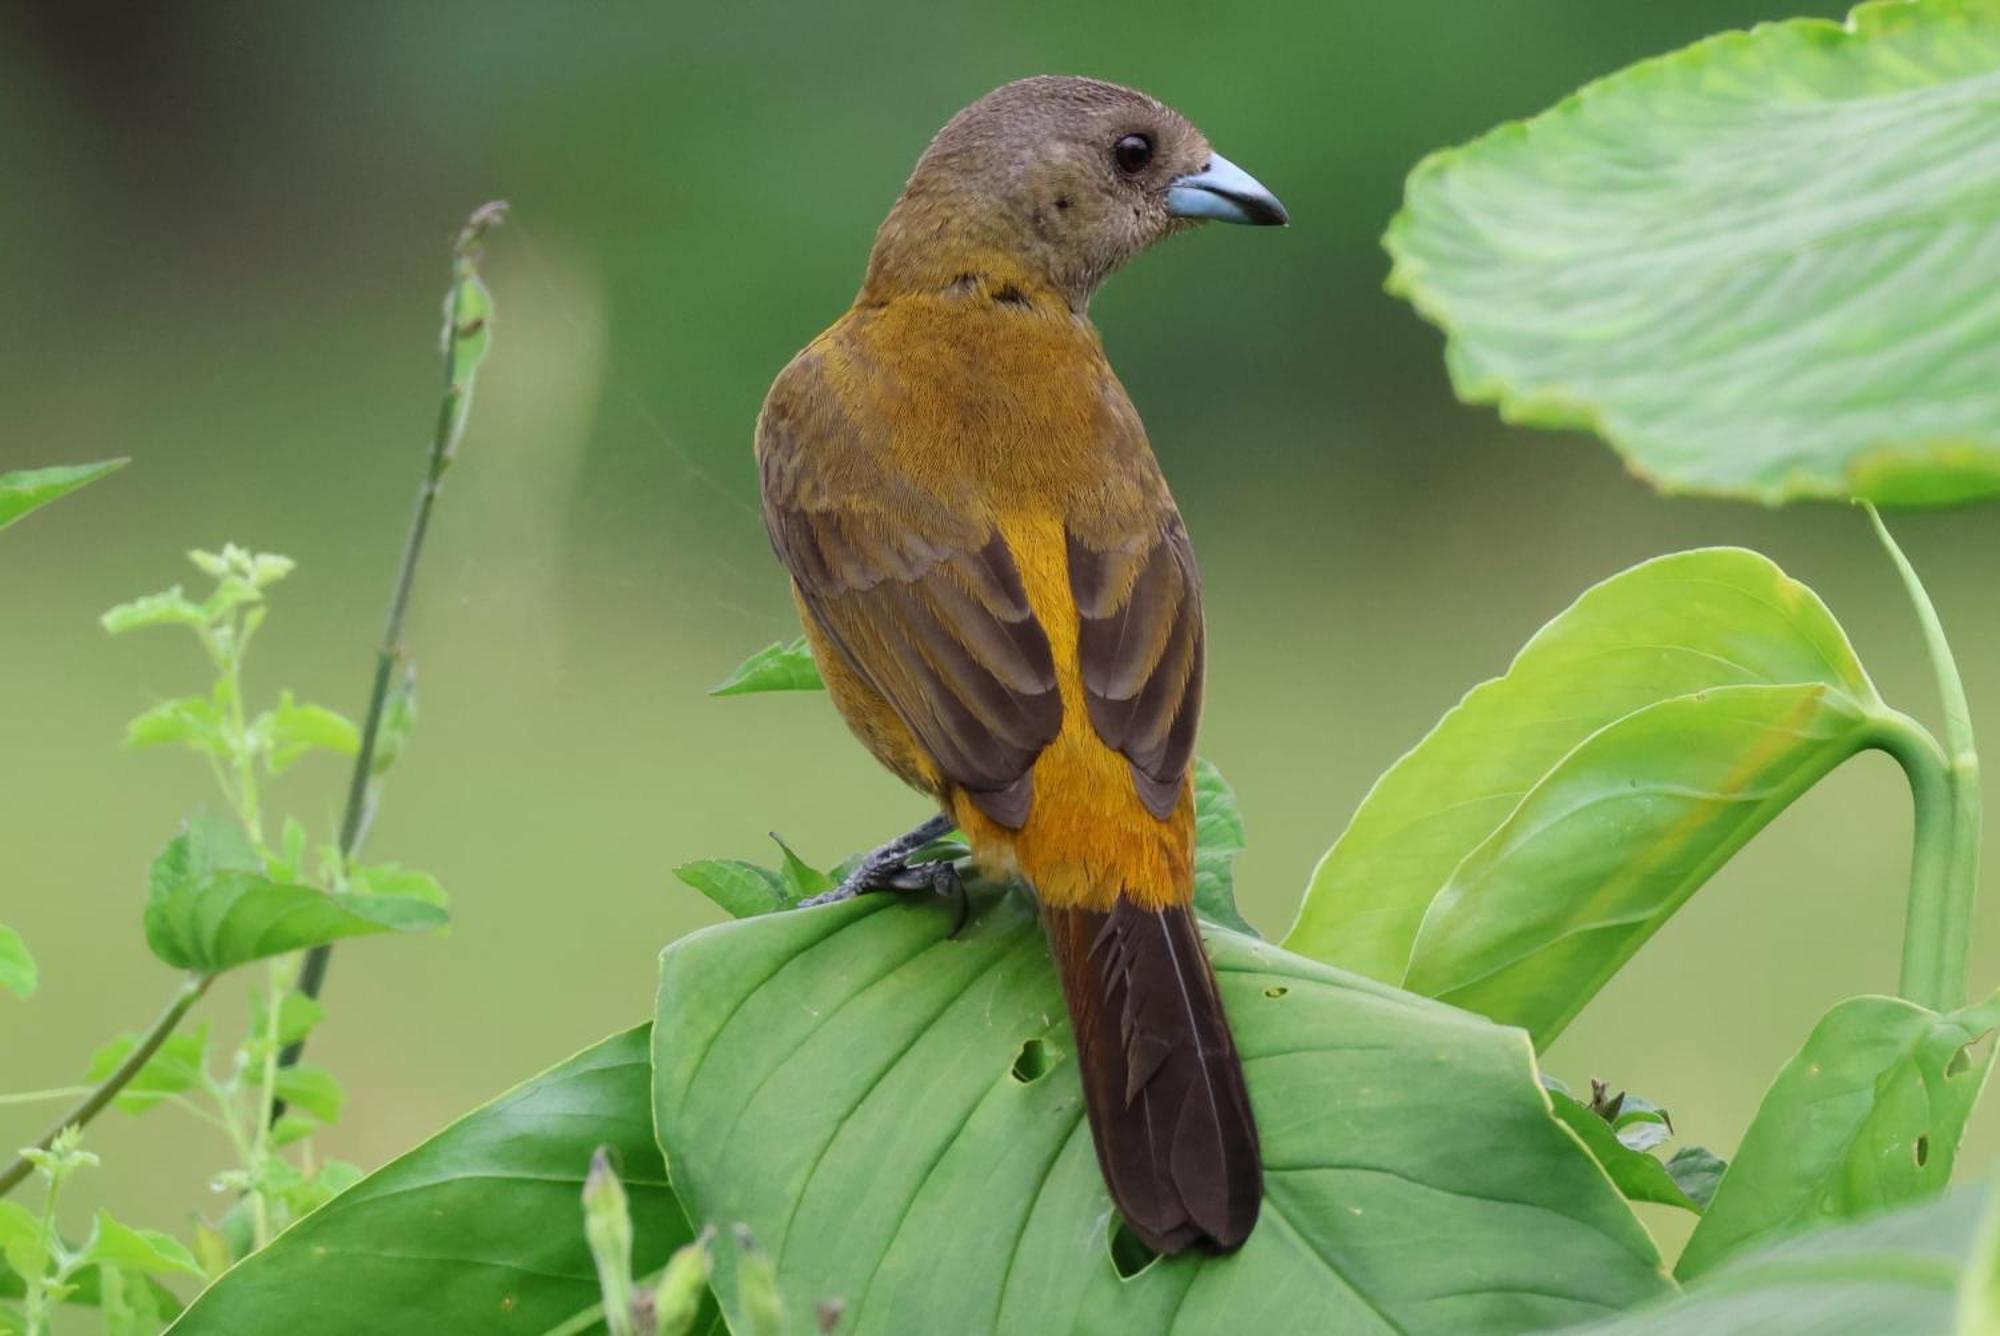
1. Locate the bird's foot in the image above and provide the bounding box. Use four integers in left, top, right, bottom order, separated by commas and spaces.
797, 814, 967, 934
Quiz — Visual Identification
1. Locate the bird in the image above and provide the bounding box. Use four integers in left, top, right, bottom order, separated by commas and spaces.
754, 75, 1285, 1256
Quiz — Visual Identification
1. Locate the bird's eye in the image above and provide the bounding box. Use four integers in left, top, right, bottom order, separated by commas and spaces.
1112, 133, 1154, 175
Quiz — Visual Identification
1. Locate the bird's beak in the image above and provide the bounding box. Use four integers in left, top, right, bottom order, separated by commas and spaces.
1165, 153, 1288, 227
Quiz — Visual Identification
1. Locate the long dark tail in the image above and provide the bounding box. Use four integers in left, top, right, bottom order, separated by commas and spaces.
1042, 896, 1261, 1254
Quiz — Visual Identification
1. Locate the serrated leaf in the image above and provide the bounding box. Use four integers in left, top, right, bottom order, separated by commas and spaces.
710, 638, 825, 696
1384, 0, 2000, 506
100, 587, 206, 635
1678, 991, 2000, 1280
144, 828, 445, 973
653, 892, 1669, 1334
1285, 548, 1886, 1047
172, 1026, 705, 1334
1190, 758, 1256, 937
0, 459, 126, 531
122, 696, 221, 752
78, 1213, 203, 1279
85, 1024, 210, 1114
676, 859, 793, 919
0, 927, 34, 1000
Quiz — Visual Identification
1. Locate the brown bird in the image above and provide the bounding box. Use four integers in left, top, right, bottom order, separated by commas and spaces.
756, 75, 1285, 1254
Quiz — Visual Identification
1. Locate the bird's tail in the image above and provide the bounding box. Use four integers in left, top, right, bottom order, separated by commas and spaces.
1041, 895, 1261, 1254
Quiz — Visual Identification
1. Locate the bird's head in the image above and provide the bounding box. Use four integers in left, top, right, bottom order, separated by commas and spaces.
862, 76, 1286, 311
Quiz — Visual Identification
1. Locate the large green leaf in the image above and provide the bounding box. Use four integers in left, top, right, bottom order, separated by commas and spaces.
1384, 0, 2000, 506
171, 1026, 699, 1334
1581, 1178, 2000, 1335
1285, 548, 1888, 1045
1678, 991, 2000, 1280
652, 891, 1670, 1335
0, 459, 127, 532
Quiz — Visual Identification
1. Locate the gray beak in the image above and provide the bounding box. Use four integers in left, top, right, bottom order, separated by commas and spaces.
1165, 152, 1289, 226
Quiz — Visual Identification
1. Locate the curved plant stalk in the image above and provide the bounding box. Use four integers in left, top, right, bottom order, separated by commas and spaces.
0, 972, 213, 1198
286, 200, 507, 1051
1867, 504, 1982, 1012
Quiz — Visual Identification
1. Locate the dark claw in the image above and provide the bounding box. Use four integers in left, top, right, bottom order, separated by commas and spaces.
796, 814, 961, 922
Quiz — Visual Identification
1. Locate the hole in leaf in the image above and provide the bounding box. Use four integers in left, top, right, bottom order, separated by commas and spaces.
1264, 985, 1288, 999
1009, 1037, 1057, 1084
1915, 1134, 1930, 1167
1109, 1219, 1160, 1280
1946, 1031, 1991, 1077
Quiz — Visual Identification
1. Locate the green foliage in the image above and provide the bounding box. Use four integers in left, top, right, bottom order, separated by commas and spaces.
1679, 992, 2000, 1280
0, 459, 126, 532
1580, 1179, 2000, 1335
651, 892, 1669, 1334
1190, 758, 1255, 935
710, 637, 825, 696
1384, 0, 2000, 507
1287, 548, 1891, 1044
0, 927, 35, 1001
172, 1027, 703, 1335
1544, 1079, 1719, 1216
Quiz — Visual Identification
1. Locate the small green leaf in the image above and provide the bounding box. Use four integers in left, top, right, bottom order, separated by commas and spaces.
272, 1064, 344, 1125
1546, 1088, 1702, 1215
172, 1026, 704, 1334
144, 827, 446, 973
85, 1024, 210, 1114
768, 835, 831, 897
100, 587, 206, 635
347, 863, 448, 908
1286, 548, 1885, 1047
78, 1213, 203, 1280
1678, 990, 2000, 1280
0, 927, 35, 1000
675, 860, 792, 919
0, 459, 126, 532
122, 696, 221, 752
1665, 1146, 1727, 1213
251, 991, 327, 1048
267, 691, 359, 773
1191, 757, 1255, 936
710, 638, 825, 696
1384, 0, 2000, 506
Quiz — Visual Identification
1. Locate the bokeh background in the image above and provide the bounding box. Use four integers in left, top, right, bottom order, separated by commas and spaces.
5, 0, 1993, 1261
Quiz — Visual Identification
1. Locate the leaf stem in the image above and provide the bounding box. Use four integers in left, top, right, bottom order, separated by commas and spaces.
0, 971, 213, 1199
287, 201, 506, 1045
1866, 503, 1981, 1012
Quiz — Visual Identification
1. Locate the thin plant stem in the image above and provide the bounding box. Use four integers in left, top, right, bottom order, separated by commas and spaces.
1867, 503, 1982, 1012
0, 972, 214, 1198
1869, 709, 1955, 1011
286, 200, 507, 1053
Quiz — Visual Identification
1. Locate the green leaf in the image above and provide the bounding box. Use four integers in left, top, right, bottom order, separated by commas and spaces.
101, 587, 206, 635
347, 862, 448, 908
0, 926, 35, 1000
271, 1063, 345, 1125
1547, 1089, 1702, 1215
144, 827, 446, 973
652, 891, 1670, 1334
676, 859, 794, 919
1580, 1178, 2000, 1334
267, 691, 360, 773
1191, 758, 1255, 936
85, 1024, 210, 1114
0, 459, 126, 532
1383, 0, 2000, 507
1666, 1147, 1727, 1213
1285, 548, 1886, 1046
122, 696, 222, 752
79, 1213, 203, 1280
1677, 991, 2000, 1280
710, 638, 825, 696
769, 835, 832, 898
172, 1026, 705, 1335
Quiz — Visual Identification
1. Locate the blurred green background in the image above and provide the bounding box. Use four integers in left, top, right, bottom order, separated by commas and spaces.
5, 0, 1994, 1259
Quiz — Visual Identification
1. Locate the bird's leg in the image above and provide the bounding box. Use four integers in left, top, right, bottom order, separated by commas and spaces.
798, 813, 956, 909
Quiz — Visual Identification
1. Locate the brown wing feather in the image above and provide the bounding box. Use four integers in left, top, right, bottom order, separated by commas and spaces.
1067, 516, 1204, 818
758, 351, 1062, 827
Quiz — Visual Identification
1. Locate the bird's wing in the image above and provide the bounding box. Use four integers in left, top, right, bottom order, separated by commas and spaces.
757, 353, 1063, 828
1066, 514, 1204, 819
